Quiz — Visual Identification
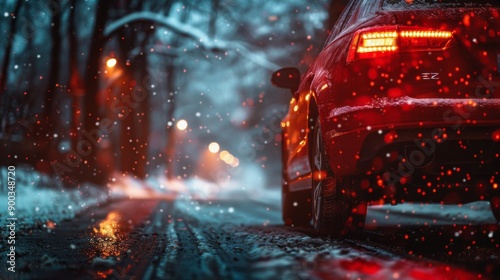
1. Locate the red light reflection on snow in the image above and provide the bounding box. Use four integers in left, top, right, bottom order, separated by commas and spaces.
313, 256, 480, 280
339, 257, 382, 275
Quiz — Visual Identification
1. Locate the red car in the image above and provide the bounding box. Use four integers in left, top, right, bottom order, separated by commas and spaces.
272, 0, 500, 237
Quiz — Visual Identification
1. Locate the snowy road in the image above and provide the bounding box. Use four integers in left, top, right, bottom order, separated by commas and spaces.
4, 197, 500, 279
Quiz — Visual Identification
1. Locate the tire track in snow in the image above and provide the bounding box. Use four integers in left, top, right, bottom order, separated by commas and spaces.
128, 200, 172, 279
153, 221, 179, 279
174, 201, 255, 280
170, 218, 206, 279
161, 197, 248, 280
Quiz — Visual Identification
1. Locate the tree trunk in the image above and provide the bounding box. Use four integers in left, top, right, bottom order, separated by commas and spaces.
40, 0, 62, 174
110, 1, 178, 179
164, 62, 177, 180
164, 3, 189, 180
0, 0, 22, 93
209, 0, 219, 38
134, 55, 150, 179
0, 0, 22, 133
81, 0, 111, 184
69, 0, 82, 154
119, 51, 150, 179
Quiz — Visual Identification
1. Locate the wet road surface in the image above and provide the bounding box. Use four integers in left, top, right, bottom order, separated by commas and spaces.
3, 197, 500, 279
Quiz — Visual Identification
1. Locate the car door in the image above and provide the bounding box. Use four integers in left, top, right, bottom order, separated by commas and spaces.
283, 84, 313, 186
283, 0, 365, 186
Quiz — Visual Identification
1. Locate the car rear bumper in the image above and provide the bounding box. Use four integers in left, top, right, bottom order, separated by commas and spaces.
321, 97, 500, 177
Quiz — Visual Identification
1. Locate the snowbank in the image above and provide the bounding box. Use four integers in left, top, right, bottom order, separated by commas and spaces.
0, 166, 111, 235
109, 174, 280, 203
366, 201, 497, 229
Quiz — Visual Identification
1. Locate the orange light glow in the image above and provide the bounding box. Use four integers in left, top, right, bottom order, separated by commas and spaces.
362, 31, 398, 39
358, 31, 398, 54
320, 83, 329, 91
95, 212, 120, 240
313, 170, 327, 180
106, 58, 117, 68
90, 211, 125, 257
219, 150, 239, 167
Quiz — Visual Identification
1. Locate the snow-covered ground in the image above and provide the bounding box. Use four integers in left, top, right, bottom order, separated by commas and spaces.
172, 198, 483, 280
366, 202, 497, 229
0, 166, 111, 234
0, 164, 280, 235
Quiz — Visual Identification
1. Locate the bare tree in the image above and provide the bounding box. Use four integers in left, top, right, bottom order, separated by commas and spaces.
164, 3, 190, 180
0, 0, 22, 134
40, 0, 63, 173
80, 0, 111, 183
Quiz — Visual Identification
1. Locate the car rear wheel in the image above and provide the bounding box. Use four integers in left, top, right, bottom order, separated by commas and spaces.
490, 195, 500, 222
311, 119, 366, 237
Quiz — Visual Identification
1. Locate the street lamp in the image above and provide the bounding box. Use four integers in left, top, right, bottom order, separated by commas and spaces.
106, 58, 117, 68
208, 142, 220, 153
176, 119, 188, 131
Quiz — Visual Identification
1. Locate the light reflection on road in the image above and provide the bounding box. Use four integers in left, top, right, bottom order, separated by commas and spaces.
90, 211, 127, 258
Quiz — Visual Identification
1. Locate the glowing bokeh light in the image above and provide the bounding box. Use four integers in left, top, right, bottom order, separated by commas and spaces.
106, 58, 117, 68
176, 119, 188, 131
208, 142, 220, 153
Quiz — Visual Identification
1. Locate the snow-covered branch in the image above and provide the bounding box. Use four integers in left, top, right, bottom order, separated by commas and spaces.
104, 11, 279, 70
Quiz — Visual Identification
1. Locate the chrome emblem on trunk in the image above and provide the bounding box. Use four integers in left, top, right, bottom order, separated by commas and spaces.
421, 73, 440, 80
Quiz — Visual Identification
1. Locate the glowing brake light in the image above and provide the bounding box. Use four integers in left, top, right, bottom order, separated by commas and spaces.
347, 26, 453, 62
358, 31, 398, 54
400, 30, 452, 38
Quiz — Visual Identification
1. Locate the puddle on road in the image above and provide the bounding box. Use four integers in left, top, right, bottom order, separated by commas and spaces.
90, 211, 128, 259
84, 199, 162, 278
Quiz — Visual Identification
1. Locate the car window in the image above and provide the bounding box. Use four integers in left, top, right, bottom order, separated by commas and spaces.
340, 0, 364, 34
384, 0, 500, 9
342, 0, 383, 31
359, 0, 382, 19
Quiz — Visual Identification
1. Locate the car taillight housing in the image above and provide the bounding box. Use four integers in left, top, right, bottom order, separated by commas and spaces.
347, 26, 453, 62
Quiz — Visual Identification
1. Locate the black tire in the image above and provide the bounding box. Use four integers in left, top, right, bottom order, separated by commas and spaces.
311, 119, 366, 237
490, 195, 500, 222
282, 184, 311, 227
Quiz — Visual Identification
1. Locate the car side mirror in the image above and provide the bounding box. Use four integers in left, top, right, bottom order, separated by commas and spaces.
271, 67, 300, 94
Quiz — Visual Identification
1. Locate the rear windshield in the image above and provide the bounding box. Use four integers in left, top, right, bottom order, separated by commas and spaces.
384, 0, 500, 9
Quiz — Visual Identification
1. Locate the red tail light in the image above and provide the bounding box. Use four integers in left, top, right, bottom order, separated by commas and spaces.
347, 26, 453, 62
